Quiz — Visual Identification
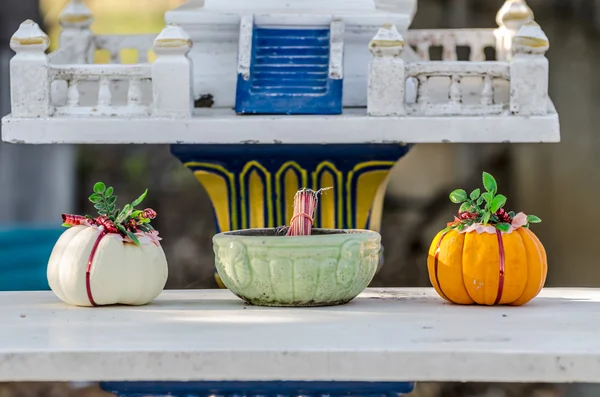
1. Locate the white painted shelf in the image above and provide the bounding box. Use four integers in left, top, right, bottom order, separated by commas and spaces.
1, 107, 560, 145
0, 288, 597, 383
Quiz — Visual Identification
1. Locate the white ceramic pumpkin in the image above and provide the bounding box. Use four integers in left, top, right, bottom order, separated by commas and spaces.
47, 225, 168, 307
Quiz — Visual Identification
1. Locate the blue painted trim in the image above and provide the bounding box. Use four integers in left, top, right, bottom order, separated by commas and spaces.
100, 381, 415, 396
0, 225, 64, 291
172, 145, 412, 171
236, 76, 343, 115
235, 26, 343, 115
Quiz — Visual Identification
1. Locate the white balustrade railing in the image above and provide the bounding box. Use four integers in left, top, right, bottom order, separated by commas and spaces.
51, 64, 152, 116
405, 61, 509, 116
9, 19, 194, 119
368, 22, 550, 117
405, 29, 497, 62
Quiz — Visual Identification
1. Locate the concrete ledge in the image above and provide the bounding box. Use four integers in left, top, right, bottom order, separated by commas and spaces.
1, 107, 560, 144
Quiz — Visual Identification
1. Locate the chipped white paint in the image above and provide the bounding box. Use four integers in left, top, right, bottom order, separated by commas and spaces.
9, 20, 52, 118
1, 288, 600, 383
329, 19, 345, 80
165, 0, 416, 107
407, 62, 510, 77
236, 15, 253, 81
0, 107, 560, 144
152, 24, 194, 118
510, 21, 549, 116
367, 24, 405, 116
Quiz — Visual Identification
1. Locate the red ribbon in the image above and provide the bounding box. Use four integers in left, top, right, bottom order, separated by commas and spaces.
493, 229, 506, 305
62, 214, 89, 227
86, 230, 107, 307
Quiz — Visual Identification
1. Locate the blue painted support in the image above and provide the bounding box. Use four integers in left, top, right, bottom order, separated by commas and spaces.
0, 225, 63, 291
100, 381, 415, 397
170, 144, 412, 286
235, 27, 343, 115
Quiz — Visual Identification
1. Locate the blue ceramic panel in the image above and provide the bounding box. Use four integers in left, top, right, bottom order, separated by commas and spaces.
0, 225, 63, 291
235, 27, 343, 115
101, 381, 416, 396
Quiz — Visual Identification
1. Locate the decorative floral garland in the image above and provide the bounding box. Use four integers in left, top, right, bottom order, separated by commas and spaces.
62, 182, 161, 246
444, 172, 541, 234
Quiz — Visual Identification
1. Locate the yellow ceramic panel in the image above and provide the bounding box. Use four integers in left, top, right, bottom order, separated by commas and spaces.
312, 162, 343, 228
319, 171, 336, 229
193, 171, 231, 232
248, 170, 265, 229
355, 170, 390, 230
240, 161, 273, 229
284, 169, 300, 225
275, 162, 307, 226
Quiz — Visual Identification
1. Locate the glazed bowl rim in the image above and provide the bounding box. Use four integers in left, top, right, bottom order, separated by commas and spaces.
213, 227, 380, 241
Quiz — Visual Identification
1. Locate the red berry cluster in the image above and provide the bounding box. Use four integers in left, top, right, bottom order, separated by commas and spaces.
496, 208, 512, 223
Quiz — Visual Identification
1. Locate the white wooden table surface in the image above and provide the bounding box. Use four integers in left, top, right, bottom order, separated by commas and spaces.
0, 288, 597, 383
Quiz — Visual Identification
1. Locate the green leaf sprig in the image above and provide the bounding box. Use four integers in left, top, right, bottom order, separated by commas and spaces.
86, 182, 156, 246
448, 172, 541, 233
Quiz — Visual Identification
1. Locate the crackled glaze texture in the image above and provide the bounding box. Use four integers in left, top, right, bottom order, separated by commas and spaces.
213, 229, 381, 306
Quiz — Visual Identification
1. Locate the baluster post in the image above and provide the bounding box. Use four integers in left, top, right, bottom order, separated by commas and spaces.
470, 44, 486, 62
67, 79, 80, 107
481, 75, 494, 106
9, 20, 53, 118
59, 0, 94, 63
510, 21, 549, 115
442, 35, 457, 61
416, 42, 430, 61
152, 24, 194, 118
449, 75, 462, 105
416, 75, 428, 104
128, 78, 143, 107
367, 24, 406, 117
97, 77, 111, 107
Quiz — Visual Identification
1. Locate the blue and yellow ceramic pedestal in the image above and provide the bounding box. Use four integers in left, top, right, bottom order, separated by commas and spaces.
171, 144, 411, 287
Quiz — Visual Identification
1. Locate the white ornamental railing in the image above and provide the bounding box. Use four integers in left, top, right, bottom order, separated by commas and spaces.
368, 22, 550, 117
50, 64, 152, 116
9, 1, 194, 119
404, 29, 497, 62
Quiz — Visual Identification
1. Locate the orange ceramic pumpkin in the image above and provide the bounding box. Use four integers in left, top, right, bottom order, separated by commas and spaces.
427, 172, 547, 306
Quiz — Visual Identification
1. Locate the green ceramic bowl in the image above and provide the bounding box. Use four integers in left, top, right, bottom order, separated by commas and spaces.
213, 228, 381, 307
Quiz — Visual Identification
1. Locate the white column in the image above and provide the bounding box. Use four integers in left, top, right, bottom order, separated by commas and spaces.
58, 0, 94, 64
9, 20, 52, 118
367, 24, 406, 117
509, 21, 549, 116
494, 0, 534, 61
152, 24, 194, 118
